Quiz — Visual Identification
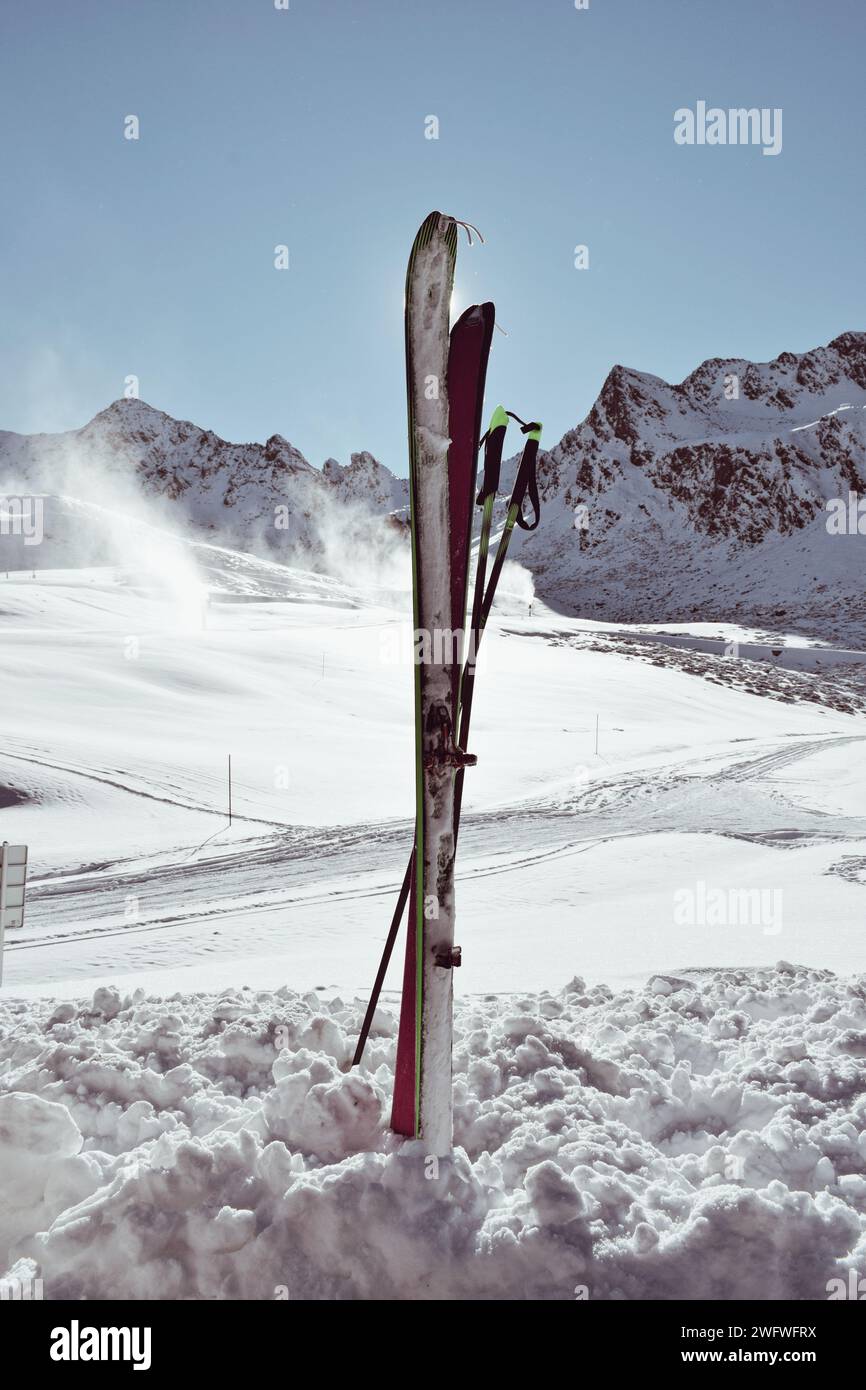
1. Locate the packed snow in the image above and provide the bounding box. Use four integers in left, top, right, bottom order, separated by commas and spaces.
1, 963, 864, 1300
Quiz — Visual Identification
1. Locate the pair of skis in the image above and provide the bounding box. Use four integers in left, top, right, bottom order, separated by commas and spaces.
352, 212, 541, 1153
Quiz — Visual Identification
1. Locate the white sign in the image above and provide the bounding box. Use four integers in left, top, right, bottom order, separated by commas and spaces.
0, 843, 28, 985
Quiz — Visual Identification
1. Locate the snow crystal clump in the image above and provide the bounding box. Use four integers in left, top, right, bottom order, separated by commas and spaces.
0, 966, 864, 1299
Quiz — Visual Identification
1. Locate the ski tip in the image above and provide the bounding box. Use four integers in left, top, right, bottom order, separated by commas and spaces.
431, 211, 460, 235
412, 211, 457, 248
417, 213, 484, 247
488, 404, 509, 432
452, 300, 496, 330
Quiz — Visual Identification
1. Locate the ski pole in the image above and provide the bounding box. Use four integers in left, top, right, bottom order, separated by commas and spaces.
455, 421, 542, 833
479, 421, 542, 632
451, 407, 509, 833
351, 847, 414, 1067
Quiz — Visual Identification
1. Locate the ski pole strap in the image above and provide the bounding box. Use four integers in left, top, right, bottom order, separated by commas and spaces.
500, 415, 542, 530
475, 404, 509, 503
512, 426, 542, 531
506, 411, 541, 435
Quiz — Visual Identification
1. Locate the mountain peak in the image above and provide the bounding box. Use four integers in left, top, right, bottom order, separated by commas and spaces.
3, 331, 865, 645
88, 397, 166, 426
825, 331, 866, 385
516, 328, 866, 642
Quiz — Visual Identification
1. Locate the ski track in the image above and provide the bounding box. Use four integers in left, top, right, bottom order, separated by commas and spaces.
8, 729, 866, 981
0, 745, 288, 830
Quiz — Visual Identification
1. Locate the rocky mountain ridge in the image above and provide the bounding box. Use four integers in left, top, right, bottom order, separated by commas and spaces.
2, 332, 864, 641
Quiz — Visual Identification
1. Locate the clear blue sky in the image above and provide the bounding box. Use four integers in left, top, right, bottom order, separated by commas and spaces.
1, 0, 863, 472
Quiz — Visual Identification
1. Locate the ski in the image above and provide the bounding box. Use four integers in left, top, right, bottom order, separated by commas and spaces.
447, 303, 496, 701
387, 215, 497, 1148
352, 306, 493, 1081
355, 409, 543, 1080
390, 298, 494, 1135
393, 210, 463, 1152
353, 216, 543, 1155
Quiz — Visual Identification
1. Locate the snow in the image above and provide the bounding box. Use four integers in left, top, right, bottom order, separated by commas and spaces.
1, 962, 864, 1300
1, 548, 864, 1299
1, 563, 865, 1000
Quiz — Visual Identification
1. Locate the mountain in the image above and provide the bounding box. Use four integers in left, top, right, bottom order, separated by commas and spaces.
0, 399, 408, 562
504, 331, 866, 645
2, 333, 865, 643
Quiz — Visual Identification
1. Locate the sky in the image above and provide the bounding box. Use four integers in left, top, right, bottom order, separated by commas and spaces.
1, 0, 864, 474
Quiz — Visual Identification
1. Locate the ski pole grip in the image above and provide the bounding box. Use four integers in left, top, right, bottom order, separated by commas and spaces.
476, 405, 509, 503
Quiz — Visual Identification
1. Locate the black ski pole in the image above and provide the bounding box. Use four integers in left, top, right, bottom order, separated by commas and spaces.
351, 848, 414, 1066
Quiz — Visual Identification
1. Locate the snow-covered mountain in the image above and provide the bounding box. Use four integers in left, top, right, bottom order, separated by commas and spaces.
0, 399, 408, 562
505, 330, 866, 645
2, 332, 865, 642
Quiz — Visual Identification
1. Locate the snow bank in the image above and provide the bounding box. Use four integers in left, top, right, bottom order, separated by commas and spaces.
1, 964, 864, 1300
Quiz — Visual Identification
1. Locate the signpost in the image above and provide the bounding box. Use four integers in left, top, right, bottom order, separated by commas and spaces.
0, 843, 28, 986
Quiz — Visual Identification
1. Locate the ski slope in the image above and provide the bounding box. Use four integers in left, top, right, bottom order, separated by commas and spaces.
2, 563, 865, 1000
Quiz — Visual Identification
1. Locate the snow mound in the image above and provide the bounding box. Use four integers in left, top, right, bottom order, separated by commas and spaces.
1, 965, 864, 1300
